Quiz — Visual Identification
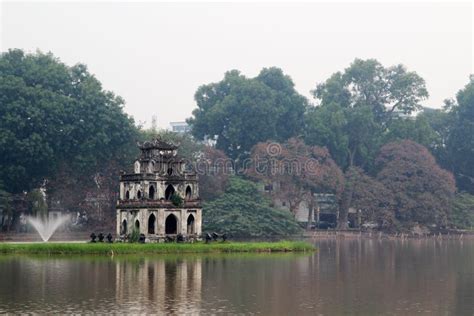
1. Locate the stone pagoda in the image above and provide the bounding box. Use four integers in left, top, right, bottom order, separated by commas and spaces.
116, 138, 202, 241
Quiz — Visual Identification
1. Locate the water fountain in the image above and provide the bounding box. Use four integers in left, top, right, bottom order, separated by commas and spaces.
27, 215, 70, 242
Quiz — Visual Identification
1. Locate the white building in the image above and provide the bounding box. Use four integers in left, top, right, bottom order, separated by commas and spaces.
170, 121, 191, 134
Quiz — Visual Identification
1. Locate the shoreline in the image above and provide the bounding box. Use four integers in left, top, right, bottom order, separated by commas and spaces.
303, 230, 474, 240
0, 241, 315, 255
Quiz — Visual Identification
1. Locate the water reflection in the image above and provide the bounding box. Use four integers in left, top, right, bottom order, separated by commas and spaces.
0, 239, 473, 315
114, 258, 202, 314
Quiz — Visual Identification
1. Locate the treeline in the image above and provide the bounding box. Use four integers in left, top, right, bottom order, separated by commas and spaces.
187, 61, 474, 232
0, 49, 473, 234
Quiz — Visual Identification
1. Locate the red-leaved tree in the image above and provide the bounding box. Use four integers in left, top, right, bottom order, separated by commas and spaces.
376, 140, 456, 228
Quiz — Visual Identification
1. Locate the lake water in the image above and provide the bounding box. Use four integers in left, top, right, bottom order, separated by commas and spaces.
0, 239, 473, 315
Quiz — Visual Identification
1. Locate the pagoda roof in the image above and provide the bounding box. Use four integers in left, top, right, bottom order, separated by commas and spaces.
138, 137, 178, 150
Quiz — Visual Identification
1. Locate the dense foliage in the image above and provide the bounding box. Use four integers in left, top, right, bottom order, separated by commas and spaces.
376, 140, 456, 228
203, 177, 302, 237
0, 49, 138, 193
445, 77, 474, 194
1, 49, 473, 233
305, 58, 428, 170
449, 193, 474, 229
247, 138, 343, 227
188, 68, 307, 160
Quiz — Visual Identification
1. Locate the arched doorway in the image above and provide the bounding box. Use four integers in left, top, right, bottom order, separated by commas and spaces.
135, 219, 140, 231
165, 214, 178, 234
137, 190, 142, 199
185, 186, 192, 200
165, 185, 175, 200
149, 185, 155, 200
187, 214, 195, 234
121, 219, 127, 235
148, 214, 156, 234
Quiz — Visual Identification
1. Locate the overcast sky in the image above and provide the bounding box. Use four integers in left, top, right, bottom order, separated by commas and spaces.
1, 1, 473, 128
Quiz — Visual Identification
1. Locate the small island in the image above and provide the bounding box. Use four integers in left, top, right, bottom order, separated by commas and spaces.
0, 241, 314, 255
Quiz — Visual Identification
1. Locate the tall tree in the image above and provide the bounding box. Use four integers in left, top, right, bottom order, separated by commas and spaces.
305, 58, 428, 170
445, 76, 474, 193
384, 114, 439, 150
188, 68, 308, 160
0, 49, 138, 194
376, 140, 456, 228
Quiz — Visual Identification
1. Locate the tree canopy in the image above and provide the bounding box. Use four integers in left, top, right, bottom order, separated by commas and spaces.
445, 76, 474, 193
305, 58, 428, 170
0, 49, 138, 193
376, 140, 456, 228
187, 67, 308, 160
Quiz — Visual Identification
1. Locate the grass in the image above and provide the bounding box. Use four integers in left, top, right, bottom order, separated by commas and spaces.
0, 241, 315, 255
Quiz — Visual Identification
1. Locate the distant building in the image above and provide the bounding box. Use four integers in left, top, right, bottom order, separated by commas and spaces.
263, 182, 361, 228
391, 111, 413, 120
116, 138, 202, 241
170, 121, 191, 134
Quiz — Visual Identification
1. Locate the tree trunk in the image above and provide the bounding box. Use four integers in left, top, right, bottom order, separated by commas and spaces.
306, 200, 313, 230
338, 182, 354, 230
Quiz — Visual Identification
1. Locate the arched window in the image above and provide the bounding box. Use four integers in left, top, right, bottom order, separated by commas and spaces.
149, 186, 155, 200
165, 185, 175, 200
148, 214, 156, 234
137, 190, 142, 199
187, 214, 195, 235
185, 186, 192, 200
165, 214, 178, 234
121, 219, 128, 235
125, 190, 130, 200
167, 167, 173, 176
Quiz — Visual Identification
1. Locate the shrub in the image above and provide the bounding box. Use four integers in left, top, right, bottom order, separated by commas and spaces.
129, 228, 140, 243
203, 177, 302, 237
171, 193, 183, 207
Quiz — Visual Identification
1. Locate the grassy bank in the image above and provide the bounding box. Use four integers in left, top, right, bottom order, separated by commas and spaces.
0, 241, 314, 255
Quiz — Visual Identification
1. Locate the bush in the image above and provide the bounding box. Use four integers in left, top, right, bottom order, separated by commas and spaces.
171, 193, 183, 207
129, 228, 140, 243
203, 177, 302, 237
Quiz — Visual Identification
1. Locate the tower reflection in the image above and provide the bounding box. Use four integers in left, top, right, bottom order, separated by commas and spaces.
114, 257, 202, 314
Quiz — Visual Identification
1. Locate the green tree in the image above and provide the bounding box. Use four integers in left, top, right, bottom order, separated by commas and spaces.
0, 49, 138, 193
138, 127, 202, 163
188, 68, 308, 160
445, 76, 474, 193
384, 115, 439, 149
0, 181, 12, 230
449, 193, 474, 230
26, 189, 48, 218
417, 107, 453, 167
203, 177, 302, 237
305, 58, 428, 170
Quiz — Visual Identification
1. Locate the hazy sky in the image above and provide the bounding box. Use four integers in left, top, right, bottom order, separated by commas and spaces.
1, 1, 473, 128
